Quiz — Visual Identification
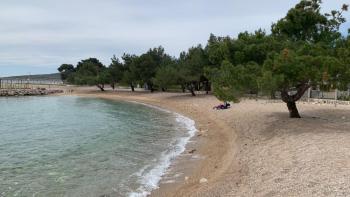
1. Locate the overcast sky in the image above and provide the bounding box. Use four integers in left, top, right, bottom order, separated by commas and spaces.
0, 0, 349, 76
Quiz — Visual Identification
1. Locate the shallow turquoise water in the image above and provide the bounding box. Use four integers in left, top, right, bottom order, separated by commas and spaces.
0, 96, 193, 197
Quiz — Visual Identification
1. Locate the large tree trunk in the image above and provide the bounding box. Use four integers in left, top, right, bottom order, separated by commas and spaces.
286, 101, 301, 118
111, 83, 115, 90
130, 84, 135, 92
187, 84, 196, 96
190, 88, 196, 96
149, 83, 154, 93
281, 83, 310, 118
204, 81, 210, 94
97, 84, 105, 91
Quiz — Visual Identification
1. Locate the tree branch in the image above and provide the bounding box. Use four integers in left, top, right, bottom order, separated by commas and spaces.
280, 82, 310, 103
291, 83, 310, 101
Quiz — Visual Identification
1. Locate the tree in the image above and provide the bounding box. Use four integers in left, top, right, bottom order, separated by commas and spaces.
272, 0, 348, 44
261, 47, 349, 117
210, 0, 349, 118
132, 46, 171, 92
58, 64, 75, 82
109, 55, 125, 90
153, 65, 177, 91
133, 54, 157, 91
55, 0, 349, 114
211, 61, 260, 102
121, 54, 138, 91
117, 47, 172, 92
205, 31, 283, 97
206, 34, 231, 67
73, 58, 109, 91
335, 34, 350, 90
178, 45, 209, 96
206, 30, 283, 67
268, 0, 348, 117
95, 69, 111, 91
257, 71, 282, 99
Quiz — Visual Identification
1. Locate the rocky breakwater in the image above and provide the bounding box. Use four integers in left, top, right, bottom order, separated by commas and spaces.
0, 88, 64, 97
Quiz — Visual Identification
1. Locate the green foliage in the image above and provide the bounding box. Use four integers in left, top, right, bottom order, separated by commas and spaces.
206, 30, 284, 67
120, 54, 138, 88
257, 71, 283, 98
259, 46, 350, 92
179, 45, 208, 80
271, 0, 347, 43
206, 34, 231, 67
176, 45, 210, 95
122, 46, 173, 91
339, 94, 350, 101
210, 0, 349, 103
97, 69, 112, 85
69, 58, 110, 90
153, 65, 178, 90
109, 56, 125, 85
57, 64, 75, 82
262, 49, 314, 90
57, 0, 349, 111
211, 61, 260, 102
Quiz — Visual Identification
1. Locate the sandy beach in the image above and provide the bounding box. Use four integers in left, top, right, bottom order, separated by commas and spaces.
71, 88, 350, 196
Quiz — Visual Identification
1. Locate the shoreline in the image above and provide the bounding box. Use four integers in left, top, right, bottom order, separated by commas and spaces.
70, 89, 237, 196
68, 88, 350, 196
127, 101, 197, 196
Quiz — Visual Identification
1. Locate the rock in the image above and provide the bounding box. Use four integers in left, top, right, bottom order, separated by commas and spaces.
185, 176, 189, 181
199, 178, 208, 183
189, 149, 196, 154
342, 116, 346, 120
0, 89, 63, 97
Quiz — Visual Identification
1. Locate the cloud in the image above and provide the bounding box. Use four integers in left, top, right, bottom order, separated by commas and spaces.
0, 0, 348, 76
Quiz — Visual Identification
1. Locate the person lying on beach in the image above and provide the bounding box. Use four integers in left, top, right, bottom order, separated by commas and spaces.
213, 102, 231, 110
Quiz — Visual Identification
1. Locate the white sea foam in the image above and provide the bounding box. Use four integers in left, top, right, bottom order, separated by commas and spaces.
128, 102, 197, 197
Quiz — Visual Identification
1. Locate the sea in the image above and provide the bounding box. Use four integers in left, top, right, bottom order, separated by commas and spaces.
0, 96, 196, 197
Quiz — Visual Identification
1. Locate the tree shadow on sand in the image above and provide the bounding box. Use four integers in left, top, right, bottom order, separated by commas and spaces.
261, 108, 350, 140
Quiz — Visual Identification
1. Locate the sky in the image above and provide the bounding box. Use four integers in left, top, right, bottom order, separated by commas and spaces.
0, 0, 349, 77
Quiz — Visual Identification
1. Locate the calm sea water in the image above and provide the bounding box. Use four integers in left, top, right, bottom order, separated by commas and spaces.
0, 96, 195, 197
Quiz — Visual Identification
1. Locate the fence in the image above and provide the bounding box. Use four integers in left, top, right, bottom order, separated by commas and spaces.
271, 89, 350, 101
0, 79, 64, 89
306, 89, 350, 100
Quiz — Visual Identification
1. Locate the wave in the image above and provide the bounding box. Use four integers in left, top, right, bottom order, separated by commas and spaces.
128, 102, 197, 197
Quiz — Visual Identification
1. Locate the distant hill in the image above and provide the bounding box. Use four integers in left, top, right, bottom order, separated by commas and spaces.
1, 73, 62, 82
